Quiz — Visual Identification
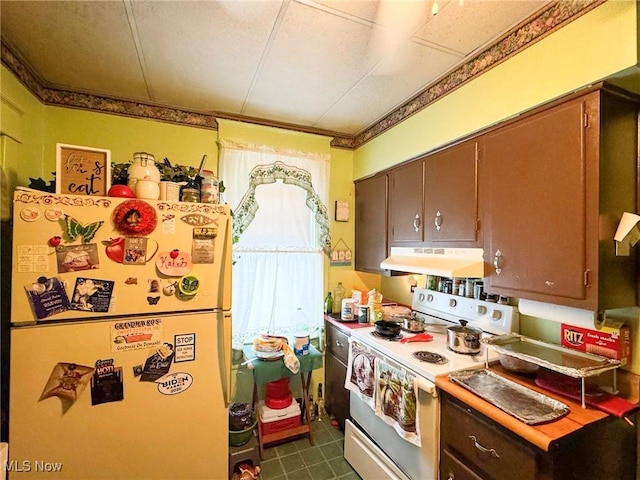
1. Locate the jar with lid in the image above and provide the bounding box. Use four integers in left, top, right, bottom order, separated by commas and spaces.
128, 152, 160, 190
180, 177, 201, 203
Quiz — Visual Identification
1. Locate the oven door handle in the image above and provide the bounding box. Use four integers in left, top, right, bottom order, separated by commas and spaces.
416, 378, 437, 398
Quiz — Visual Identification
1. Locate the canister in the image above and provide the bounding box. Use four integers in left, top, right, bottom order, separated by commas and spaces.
341, 298, 355, 321
294, 333, 310, 355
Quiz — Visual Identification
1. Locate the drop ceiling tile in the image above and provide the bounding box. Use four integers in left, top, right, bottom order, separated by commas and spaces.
316, 43, 462, 134
130, 0, 283, 113
243, 1, 376, 124
1, 1, 149, 100
416, 0, 549, 55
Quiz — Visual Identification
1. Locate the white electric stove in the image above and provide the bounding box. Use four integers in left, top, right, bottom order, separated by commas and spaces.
345, 288, 519, 480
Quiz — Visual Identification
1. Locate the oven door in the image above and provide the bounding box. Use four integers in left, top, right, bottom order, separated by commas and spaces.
346, 379, 439, 480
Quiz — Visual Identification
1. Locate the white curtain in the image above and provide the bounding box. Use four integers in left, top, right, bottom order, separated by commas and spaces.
219, 140, 330, 349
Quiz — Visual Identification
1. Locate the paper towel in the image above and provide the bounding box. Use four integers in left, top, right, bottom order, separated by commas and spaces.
518, 298, 597, 329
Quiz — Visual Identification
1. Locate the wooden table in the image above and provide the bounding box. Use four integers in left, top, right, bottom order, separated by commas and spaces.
241, 344, 323, 458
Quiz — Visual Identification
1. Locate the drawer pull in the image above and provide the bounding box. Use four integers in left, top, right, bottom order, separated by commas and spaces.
468, 435, 499, 458
335, 340, 343, 348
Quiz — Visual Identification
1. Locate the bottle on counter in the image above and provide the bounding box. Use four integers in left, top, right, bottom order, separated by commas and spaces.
324, 292, 333, 315
332, 282, 345, 314
368, 288, 383, 324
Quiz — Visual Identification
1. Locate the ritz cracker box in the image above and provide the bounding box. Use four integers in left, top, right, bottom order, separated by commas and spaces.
561, 320, 632, 366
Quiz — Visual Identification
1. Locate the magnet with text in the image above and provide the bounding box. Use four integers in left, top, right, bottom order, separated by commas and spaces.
90, 358, 124, 406
156, 372, 193, 395
155, 250, 192, 276
174, 333, 196, 362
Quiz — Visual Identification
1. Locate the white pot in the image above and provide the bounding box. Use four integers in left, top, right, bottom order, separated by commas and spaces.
135, 176, 160, 200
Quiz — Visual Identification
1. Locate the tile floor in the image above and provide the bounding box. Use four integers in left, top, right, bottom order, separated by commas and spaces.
259, 418, 361, 480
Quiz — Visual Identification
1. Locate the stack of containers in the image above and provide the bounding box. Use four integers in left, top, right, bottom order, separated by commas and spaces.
259, 378, 302, 435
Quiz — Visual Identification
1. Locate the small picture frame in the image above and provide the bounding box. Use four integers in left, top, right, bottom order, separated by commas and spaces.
335, 200, 349, 222
56, 143, 111, 196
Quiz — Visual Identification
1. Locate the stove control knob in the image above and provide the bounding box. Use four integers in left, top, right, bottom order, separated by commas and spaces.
418, 292, 425, 302
476, 305, 487, 315
426, 294, 434, 302
490, 309, 502, 320
449, 299, 457, 308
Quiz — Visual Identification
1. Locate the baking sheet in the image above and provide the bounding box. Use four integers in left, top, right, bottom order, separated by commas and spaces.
482, 333, 620, 378
449, 369, 570, 425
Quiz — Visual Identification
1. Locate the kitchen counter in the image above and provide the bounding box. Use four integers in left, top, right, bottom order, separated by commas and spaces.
324, 313, 371, 333
436, 363, 637, 452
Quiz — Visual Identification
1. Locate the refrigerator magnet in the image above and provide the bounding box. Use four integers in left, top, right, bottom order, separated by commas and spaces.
174, 333, 196, 362
140, 343, 175, 382
19, 207, 41, 222
90, 359, 124, 406
69, 278, 114, 312
40, 362, 95, 407
156, 372, 193, 395
24, 276, 71, 319
191, 228, 217, 264
112, 199, 157, 237
156, 251, 192, 276
45, 207, 64, 222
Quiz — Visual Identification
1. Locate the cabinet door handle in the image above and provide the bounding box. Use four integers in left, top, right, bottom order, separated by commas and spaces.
435, 211, 443, 231
493, 249, 503, 276
447, 473, 454, 480
468, 435, 500, 458
413, 214, 421, 233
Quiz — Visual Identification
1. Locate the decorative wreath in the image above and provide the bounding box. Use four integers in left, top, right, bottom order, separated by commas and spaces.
112, 199, 157, 237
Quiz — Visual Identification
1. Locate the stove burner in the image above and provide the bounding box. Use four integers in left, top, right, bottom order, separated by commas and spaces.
412, 351, 449, 365
371, 331, 403, 342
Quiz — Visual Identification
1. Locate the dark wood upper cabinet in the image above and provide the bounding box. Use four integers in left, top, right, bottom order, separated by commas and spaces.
481, 87, 638, 311
354, 173, 388, 274
424, 140, 479, 245
388, 160, 425, 246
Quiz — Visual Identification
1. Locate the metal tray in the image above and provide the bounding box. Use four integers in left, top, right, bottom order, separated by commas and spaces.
449, 369, 570, 425
482, 333, 621, 378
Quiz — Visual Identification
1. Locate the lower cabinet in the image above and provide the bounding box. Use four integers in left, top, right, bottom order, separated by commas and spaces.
324, 319, 350, 430
439, 391, 636, 480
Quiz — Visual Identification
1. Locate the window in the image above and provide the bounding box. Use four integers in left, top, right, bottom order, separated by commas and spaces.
219, 141, 330, 349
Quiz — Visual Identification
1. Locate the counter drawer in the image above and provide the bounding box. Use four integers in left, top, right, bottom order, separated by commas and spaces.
440, 449, 483, 480
441, 392, 540, 480
326, 323, 350, 364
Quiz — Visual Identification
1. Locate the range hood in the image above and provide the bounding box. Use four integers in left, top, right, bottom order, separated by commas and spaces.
380, 247, 485, 278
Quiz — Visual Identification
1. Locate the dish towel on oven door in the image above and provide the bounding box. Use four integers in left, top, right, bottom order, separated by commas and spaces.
376, 357, 421, 447
345, 339, 421, 447
345, 339, 376, 410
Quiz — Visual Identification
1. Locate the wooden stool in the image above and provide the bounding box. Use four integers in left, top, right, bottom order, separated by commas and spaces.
228, 433, 260, 479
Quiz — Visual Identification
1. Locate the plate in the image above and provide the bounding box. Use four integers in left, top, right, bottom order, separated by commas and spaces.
253, 349, 284, 361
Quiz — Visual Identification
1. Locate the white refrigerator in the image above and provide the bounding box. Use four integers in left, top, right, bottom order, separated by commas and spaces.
8, 188, 232, 479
